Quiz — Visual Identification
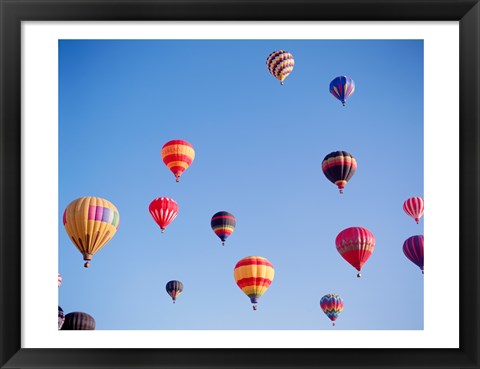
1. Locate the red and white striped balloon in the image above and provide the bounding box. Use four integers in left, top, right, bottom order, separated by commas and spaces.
149, 197, 179, 233
403, 197, 424, 224
58, 273, 62, 288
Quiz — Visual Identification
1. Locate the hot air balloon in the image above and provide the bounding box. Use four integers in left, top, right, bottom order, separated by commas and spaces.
403, 197, 424, 224
149, 197, 178, 233
58, 273, 62, 288
322, 151, 357, 194
161, 140, 195, 182
336, 226, 375, 277
61, 311, 96, 330
329, 76, 355, 106
58, 306, 65, 330
63, 196, 120, 268
266, 50, 294, 85
165, 280, 184, 304
320, 294, 344, 326
211, 211, 236, 246
403, 235, 424, 274
234, 256, 274, 310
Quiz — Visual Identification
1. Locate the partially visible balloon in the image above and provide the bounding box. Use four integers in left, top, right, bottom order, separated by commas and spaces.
266, 50, 294, 85
58, 306, 65, 330
166, 280, 184, 304
58, 273, 62, 288
403, 197, 424, 224
63, 197, 120, 268
336, 226, 375, 277
329, 76, 355, 106
320, 294, 344, 326
149, 197, 179, 233
61, 312, 96, 330
234, 256, 274, 310
161, 140, 195, 182
211, 211, 236, 246
403, 235, 424, 274
322, 151, 357, 194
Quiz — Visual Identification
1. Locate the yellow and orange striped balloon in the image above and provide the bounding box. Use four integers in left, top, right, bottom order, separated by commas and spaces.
63, 196, 120, 268
234, 256, 274, 310
161, 140, 195, 182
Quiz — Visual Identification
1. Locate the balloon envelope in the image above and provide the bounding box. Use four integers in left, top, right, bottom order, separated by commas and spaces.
149, 197, 179, 233
329, 76, 355, 106
58, 273, 62, 288
403, 235, 424, 273
322, 151, 357, 193
234, 256, 274, 310
403, 197, 424, 224
58, 306, 65, 330
320, 294, 344, 323
61, 311, 96, 330
161, 140, 195, 182
165, 280, 184, 303
266, 50, 294, 85
63, 196, 120, 268
211, 211, 236, 245
336, 227, 375, 275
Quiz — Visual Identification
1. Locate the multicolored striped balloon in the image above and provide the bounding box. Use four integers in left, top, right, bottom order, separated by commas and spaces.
165, 280, 184, 304
58, 273, 62, 288
329, 76, 355, 106
403, 197, 424, 224
211, 211, 236, 246
336, 227, 375, 277
322, 151, 357, 194
149, 197, 178, 233
63, 197, 120, 268
403, 235, 424, 274
61, 311, 96, 330
234, 256, 274, 310
161, 140, 195, 182
320, 294, 344, 326
58, 306, 65, 330
266, 50, 294, 85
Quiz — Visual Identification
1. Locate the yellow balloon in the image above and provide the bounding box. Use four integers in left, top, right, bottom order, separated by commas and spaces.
63, 197, 120, 268
234, 256, 274, 310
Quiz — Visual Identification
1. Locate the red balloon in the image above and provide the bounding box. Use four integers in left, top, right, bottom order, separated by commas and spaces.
335, 227, 375, 277
403, 197, 424, 224
149, 197, 179, 233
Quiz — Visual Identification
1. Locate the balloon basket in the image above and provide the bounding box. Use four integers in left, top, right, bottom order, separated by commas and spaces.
356, 273, 362, 278
252, 305, 257, 311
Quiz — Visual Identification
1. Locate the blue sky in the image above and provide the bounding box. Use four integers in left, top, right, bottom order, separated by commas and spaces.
58, 39, 423, 330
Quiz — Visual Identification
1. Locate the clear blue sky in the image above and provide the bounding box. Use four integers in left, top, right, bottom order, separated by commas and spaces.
58, 39, 423, 330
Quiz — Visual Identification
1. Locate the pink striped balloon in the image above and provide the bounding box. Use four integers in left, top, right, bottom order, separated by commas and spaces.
403, 197, 424, 224
149, 197, 179, 233
58, 273, 62, 288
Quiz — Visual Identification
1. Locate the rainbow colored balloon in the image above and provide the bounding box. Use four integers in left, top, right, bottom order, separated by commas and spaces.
161, 140, 195, 182
266, 50, 294, 85
234, 256, 274, 310
63, 197, 120, 268
329, 76, 355, 106
320, 294, 344, 326
211, 211, 236, 246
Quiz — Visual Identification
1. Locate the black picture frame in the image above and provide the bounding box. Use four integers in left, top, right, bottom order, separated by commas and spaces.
1, 1, 479, 368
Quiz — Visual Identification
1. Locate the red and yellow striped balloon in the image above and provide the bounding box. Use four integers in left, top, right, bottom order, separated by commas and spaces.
161, 140, 195, 182
63, 196, 120, 268
234, 256, 274, 310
